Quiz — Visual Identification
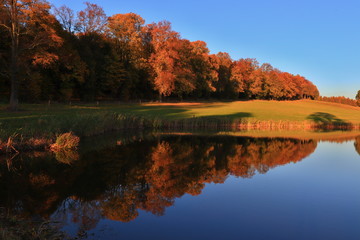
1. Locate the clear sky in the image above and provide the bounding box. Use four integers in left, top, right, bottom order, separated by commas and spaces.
52, 0, 360, 98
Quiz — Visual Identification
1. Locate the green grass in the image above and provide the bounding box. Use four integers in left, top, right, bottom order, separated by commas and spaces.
0, 100, 359, 140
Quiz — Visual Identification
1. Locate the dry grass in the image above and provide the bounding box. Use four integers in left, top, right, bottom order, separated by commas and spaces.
154, 130, 360, 145
0, 135, 52, 154
50, 132, 80, 151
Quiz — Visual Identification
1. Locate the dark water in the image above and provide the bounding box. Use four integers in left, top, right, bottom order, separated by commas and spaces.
1, 134, 360, 239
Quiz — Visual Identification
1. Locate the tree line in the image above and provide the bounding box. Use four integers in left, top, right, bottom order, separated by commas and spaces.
0, 1, 320, 110
318, 96, 359, 107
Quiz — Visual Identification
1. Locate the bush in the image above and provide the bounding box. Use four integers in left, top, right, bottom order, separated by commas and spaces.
50, 132, 79, 151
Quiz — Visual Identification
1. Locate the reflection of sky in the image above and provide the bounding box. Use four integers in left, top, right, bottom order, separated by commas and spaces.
74, 141, 360, 240
51, 0, 360, 98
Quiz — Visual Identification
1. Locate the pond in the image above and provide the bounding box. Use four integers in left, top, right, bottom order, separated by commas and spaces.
1, 133, 360, 239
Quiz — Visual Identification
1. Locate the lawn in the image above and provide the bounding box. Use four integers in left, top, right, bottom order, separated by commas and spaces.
141, 100, 360, 123
0, 100, 359, 140
1, 100, 360, 122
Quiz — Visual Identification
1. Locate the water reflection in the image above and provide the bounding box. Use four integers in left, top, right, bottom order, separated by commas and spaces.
0, 134, 358, 237
355, 136, 360, 155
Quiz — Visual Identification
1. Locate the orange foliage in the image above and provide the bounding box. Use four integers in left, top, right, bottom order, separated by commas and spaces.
32, 52, 59, 66
1, 2, 321, 104
190, 41, 218, 93
318, 96, 358, 107
107, 13, 145, 65
149, 37, 196, 97
102, 193, 139, 222
231, 58, 258, 94
76, 2, 107, 34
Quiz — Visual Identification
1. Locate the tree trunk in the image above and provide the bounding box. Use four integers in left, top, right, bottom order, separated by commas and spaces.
8, 0, 19, 111
9, 41, 19, 111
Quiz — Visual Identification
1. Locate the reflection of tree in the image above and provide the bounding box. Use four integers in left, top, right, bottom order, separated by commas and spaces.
355, 136, 360, 155
0, 135, 317, 233
101, 189, 139, 222
69, 200, 102, 231
0, 214, 65, 240
54, 150, 80, 164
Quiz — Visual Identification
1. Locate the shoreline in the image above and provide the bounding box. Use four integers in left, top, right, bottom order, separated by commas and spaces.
1, 100, 359, 153
1, 117, 360, 154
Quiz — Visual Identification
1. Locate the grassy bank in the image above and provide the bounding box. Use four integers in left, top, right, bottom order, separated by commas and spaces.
0, 100, 359, 152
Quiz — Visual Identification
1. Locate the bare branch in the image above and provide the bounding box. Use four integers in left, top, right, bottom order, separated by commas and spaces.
0, 22, 10, 30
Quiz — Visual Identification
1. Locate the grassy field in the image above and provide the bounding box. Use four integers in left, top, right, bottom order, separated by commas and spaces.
0, 99, 360, 141
1, 99, 360, 121
140, 100, 360, 122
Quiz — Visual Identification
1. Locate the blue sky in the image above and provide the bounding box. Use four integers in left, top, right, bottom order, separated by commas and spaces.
52, 0, 360, 98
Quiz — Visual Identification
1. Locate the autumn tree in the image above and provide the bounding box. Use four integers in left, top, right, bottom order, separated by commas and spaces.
297, 76, 319, 99
318, 96, 358, 107
76, 33, 112, 100
244, 63, 319, 100
144, 20, 179, 48
107, 13, 150, 100
75, 1, 107, 35
0, 0, 62, 110
37, 21, 86, 101
356, 90, 360, 106
189, 40, 218, 98
231, 58, 258, 98
68, 2, 111, 101
53, 5, 75, 33
212, 52, 235, 98
145, 21, 196, 99
248, 68, 265, 98
149, 37, 195, 99
278, 72, 298, 99
107, 13, 145, 64
0, 2, 320, 103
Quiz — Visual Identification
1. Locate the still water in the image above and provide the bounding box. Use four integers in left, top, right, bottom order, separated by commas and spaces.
1, 133, 360, 239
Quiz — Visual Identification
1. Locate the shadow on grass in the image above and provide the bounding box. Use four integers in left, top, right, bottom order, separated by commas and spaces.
126, 107, 190, 120
198, 112, 253, 120
0, 103, 228, 120
128, 104, 228, 119
307, 112, 352, 129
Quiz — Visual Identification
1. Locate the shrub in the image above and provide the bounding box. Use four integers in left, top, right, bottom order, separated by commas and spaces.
50, 132, 80, 151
